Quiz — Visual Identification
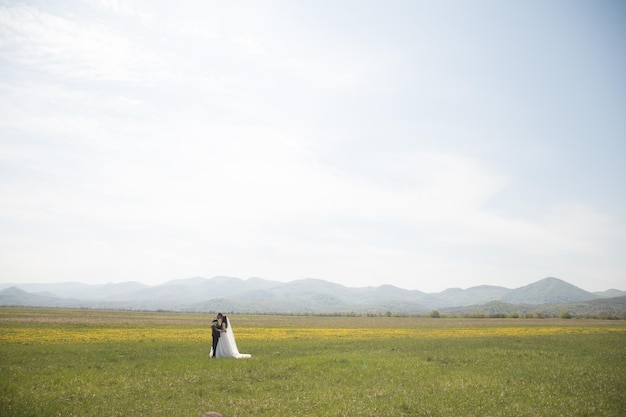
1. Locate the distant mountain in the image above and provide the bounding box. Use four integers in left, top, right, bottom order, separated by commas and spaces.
442, 295, 626, 318
549, 295, 626, 317
434, 285, 510, 306
0, 287, 84, 308
593, 289, 626, 298
0, 281, 149, 300
501, 277, 596, 305
0, 276, 623, 316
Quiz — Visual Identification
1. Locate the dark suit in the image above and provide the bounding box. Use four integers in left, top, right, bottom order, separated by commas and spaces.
211, 318, 221, 357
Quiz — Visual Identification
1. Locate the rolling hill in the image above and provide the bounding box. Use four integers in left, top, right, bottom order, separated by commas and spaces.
501, 277, 597, 304
0, 276, 624, 316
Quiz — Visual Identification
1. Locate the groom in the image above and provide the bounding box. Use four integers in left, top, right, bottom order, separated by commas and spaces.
210, 313, 224, 357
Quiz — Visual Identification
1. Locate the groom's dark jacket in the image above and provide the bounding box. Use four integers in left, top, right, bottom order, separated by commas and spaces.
211, 318, 221, 354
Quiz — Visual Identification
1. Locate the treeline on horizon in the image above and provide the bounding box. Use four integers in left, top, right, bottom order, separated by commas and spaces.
6, 305, 624, 320
229, 310, 626, 320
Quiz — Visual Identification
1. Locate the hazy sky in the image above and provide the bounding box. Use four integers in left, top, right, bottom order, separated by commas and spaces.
1, 0, 625, 292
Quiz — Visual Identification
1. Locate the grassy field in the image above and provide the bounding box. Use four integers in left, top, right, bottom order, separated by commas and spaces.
1, 309, 625, 417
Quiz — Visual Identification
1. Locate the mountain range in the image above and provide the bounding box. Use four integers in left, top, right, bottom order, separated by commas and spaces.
1, 276, 624, 316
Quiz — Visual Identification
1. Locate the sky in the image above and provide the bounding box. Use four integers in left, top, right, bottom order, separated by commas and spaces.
1, 0, 625, 293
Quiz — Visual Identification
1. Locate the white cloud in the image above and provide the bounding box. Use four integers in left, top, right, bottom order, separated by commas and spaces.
0, 4, 159, 82
0, 1, 623, 292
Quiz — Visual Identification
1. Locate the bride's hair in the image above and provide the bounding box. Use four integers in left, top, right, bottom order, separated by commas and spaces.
223, 315, 229, 328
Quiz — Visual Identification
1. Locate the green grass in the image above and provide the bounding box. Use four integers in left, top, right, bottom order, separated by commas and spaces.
1, 309, 625, 416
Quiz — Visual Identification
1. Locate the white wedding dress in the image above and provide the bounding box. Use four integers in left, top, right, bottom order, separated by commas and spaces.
211, 317, 251, 358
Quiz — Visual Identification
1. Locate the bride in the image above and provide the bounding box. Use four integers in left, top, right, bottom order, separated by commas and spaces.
211, 315, 251, 358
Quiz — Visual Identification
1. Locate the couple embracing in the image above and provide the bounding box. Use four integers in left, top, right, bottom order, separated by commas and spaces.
210, 313, 251, 358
